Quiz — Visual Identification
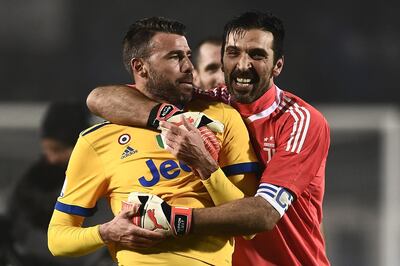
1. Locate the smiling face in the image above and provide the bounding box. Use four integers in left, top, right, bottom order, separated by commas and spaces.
143, 32, 194, 105
223, 28, 283, 103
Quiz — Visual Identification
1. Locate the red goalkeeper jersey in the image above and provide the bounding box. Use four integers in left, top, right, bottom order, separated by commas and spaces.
197, 84, 330, 265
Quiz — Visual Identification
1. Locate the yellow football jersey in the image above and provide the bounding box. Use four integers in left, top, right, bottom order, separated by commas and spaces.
54, 100, 259, 265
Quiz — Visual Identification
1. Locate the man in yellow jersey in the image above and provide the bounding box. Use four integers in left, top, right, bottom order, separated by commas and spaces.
47, 17, 259, 266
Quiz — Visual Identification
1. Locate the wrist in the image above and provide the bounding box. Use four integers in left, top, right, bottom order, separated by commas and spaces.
98, 223, 111, 244
170, 206, 193, 236
194, 157, 219, 180
147, 103, 182, 130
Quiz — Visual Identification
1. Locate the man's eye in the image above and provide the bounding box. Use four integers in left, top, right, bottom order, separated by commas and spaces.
251, 54, 266, 60
226, 50, 239, 56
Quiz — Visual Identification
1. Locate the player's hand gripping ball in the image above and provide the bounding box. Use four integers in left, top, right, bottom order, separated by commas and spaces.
122, 192, 192, 236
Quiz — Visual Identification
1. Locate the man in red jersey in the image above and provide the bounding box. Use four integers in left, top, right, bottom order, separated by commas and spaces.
87, 11, 330, 266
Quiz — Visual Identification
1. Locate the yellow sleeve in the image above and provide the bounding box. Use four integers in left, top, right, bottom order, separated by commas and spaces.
48, 134, 108, 256
48, 210, 104, 256
202, 168, 258, 205
56, 135, 107, 216
203, 104, 260, 205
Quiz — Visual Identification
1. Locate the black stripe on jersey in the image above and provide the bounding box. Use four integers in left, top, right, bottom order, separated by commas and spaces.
81, 121, 111, 136
55, 201, 97, 217
222, 162, 261, 178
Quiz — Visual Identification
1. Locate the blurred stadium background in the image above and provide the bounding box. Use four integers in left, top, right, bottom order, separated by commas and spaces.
0, 1, 399, 265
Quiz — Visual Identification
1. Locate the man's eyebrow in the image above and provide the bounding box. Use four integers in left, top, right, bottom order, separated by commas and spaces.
165, 49, 192, 56
249, 48, 268, 55
225, 45, 239, 50
204, 63, 220, 71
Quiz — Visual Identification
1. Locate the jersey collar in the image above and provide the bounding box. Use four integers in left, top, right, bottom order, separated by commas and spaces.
233, 83, 282, 123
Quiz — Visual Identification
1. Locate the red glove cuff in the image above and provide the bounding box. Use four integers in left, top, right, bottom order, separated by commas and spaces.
170, 206, 192, 236
147, 103, 183, 130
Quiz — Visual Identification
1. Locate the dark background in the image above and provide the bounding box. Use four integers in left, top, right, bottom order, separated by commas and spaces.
1, 1, 399, 265
1, 0, 399, 104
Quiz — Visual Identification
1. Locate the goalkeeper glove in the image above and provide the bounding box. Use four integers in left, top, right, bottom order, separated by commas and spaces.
124, 192, 192, 237
165, 111, 224, 133
149, 104, 224, 162
147, 103, 183, 130
147, 103, 224, 133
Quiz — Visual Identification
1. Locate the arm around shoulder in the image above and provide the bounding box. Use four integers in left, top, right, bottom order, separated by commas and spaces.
87, 85, 158, 127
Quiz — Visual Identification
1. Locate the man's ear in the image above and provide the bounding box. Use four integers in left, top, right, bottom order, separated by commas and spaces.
130, 58, 147, 78
272, 56, 284, 77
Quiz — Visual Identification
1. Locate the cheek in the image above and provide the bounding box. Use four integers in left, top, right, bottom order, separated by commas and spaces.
222, 58, 235, 72
255, 63, 273, 78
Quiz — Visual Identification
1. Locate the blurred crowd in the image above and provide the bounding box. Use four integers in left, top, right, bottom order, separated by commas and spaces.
0, 101, 113, 266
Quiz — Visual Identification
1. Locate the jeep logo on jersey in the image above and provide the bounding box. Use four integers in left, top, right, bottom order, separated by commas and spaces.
138, 159, 192, 187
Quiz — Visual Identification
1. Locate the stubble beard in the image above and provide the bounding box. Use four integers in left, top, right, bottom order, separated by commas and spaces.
146, 68, 192, 105
224, 70, 272, 104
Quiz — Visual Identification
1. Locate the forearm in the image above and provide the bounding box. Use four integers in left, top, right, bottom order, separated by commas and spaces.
87, 85, 158, 126
202, 169, 258, 206
48, 210, 104, 256
191, 196, 279, 236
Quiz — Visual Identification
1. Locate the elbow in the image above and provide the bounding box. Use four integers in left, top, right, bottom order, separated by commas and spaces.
86, 87, 102, 115
48, 225, 65, 257
254, 213, 277, 232
48, 232, 60, 256
262, 218, 278, 231
258, 205, 280, 232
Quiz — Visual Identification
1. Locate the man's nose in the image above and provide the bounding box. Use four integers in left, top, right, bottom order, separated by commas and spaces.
181, 57, 194, 73
214, 69, 224, 85
237, 54, 252, 71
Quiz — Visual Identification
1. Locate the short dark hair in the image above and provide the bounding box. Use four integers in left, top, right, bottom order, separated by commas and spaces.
122, 17, 186, 78
221, 11, 285, 63
193, 37, 222, 68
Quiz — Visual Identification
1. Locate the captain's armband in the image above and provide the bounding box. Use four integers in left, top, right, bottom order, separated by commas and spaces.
255, 183, 294, 217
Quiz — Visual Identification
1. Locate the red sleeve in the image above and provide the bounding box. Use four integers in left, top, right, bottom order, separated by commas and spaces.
260, 107, 330, 198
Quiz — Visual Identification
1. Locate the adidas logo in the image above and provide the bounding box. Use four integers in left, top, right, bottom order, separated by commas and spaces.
120, 146, 137, 159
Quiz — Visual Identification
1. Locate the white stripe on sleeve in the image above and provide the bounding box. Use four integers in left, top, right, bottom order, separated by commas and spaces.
285, 103, 310, 154
255, 182, 294, 217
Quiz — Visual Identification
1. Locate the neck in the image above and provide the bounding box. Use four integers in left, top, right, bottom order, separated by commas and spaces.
134, 80, 160, 102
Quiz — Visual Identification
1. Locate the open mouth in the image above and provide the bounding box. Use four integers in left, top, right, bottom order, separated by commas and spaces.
232, 76, 257, 92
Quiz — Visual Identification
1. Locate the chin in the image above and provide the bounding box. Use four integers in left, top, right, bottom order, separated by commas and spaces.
231, 90, 253, 103
234, 95, 253, 104
181, 93, 192, 104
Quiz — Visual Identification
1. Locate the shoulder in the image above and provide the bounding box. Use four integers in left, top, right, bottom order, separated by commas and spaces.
79, 122, 143, 146
80, 121, 113, 137
188, 99, 241, 123
279, 90, 329, 129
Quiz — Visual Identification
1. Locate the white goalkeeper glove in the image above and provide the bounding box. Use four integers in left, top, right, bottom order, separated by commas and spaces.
147, 103, 224, 133
123, 192, 192, 237
149, 104, 223, 162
